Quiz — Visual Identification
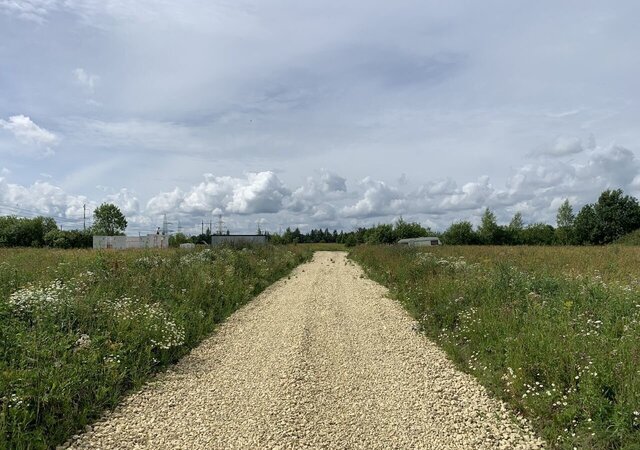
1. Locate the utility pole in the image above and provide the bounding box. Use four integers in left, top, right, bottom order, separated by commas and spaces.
217, 214, 224, 235
83, 204, 86, 231
201, 220, 204, 235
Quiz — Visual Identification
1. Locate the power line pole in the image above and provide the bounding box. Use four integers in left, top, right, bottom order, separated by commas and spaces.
83, 204, 86, 231
217, 214, 224, 235
201, 220, 204, 235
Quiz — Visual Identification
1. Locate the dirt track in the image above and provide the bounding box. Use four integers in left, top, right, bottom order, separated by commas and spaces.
68, 251, 544, 449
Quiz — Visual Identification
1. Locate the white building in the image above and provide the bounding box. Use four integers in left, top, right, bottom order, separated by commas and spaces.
397, 237, 442, 246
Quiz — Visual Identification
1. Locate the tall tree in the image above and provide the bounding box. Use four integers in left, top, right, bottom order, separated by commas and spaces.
442, 221, 478, 245
507, 212, 524, 244
592, 189, 640, 244
478, 208, 499, 244
93, 203, 127, 236
556, 199, 575, 228
555, 199, 575, 244
574, 204, 596, 245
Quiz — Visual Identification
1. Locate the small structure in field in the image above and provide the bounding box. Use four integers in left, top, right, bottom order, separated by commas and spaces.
211, 235, 267, 246
179, 243, 196, 249
93, 234, 169, 250
397, 237, 441, 247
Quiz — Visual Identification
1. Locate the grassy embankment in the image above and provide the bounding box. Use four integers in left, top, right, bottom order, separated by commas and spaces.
0, 245, 311, 449
350, 245, 640, 449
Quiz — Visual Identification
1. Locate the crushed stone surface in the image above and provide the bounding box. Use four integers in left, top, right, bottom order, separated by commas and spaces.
66, 251, 545, 450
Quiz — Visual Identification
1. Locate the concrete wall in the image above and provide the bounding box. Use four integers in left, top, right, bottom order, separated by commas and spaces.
397, 237, 441, 246
211, 235, 267, 246
93, 234, 169, 249
93, 236, 127, 249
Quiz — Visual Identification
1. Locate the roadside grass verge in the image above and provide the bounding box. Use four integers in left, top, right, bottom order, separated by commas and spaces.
0, 245, 311, 449
350, 245, 640, 449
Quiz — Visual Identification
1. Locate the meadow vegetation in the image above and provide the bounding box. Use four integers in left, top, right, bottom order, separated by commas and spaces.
0, 245, 311, 449
350, 245, 640, 449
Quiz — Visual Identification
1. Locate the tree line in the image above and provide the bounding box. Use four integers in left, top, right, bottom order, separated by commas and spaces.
0, 203, 127, 248
441, 189, 640, 245
268, 188, 640, 246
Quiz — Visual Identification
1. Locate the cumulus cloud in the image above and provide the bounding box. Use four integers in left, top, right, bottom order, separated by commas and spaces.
531, 136, 585, 158
227, 172, 289, 214
147, 171, 290, 216
73, 68, 99, 93
341, 178, 405, 218
0, 115, 58, 156
0, 177, 89, 224
104, 188, 140, 216
0, 141, 639, 233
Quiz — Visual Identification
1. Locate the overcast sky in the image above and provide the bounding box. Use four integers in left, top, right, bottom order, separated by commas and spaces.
1, 1, 639, 234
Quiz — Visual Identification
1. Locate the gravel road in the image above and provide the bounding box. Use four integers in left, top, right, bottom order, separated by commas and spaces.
67, 251, 545, 449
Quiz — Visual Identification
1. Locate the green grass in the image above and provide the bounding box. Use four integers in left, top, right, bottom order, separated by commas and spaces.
0, 245, 311, 449
614, 230, 640, 246
298, 242, 347, 252
350, 245, 640, 450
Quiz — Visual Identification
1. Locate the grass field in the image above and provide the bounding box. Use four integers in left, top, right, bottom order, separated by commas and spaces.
350, 245, 640, 449
0, 245, 311, 449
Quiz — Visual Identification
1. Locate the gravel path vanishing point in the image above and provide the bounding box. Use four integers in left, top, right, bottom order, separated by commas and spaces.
68, 251, 545, 450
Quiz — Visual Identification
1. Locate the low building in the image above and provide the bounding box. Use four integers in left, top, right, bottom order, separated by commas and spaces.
179, 243, 196, 249
397, 237, 442, 246
211, 235, 267, 246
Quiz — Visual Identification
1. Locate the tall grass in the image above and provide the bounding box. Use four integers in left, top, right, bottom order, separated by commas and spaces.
0, 245, 311, 449
350, 245, 640, 449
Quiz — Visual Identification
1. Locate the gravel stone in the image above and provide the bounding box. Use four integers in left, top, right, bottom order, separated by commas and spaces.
67, 251, 545, 449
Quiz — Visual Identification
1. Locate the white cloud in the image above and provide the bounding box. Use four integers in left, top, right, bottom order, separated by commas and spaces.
73, 68, 99, 93
0, 0, 56, 23
0, 178, 89, 224
146, 188, 185, 215
227, 172, 289, 214
0, 115, 58, 156
104, 188, 140, 215
341, 177, 405, 218
0, 140, 639, 233
550, 136, 584, 156
147, 171, 290, 216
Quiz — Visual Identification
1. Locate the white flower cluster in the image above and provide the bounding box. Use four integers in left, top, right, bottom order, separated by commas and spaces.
6, 270, 99, 319
180, 249, 213, 265
133, 255, 167, 269
7, 279, 69, 317
101, 296, 185, 351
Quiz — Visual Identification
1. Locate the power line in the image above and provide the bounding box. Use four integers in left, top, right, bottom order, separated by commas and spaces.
0, 203, 87, 227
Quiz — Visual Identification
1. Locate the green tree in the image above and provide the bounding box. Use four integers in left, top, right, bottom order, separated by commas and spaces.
393, 217, 429, 241
555, 199, 575, 244
442, 221, 479, 245
507, 212, 524, 244
169, 233, 191, 247
574, 204, 596, 245
478, 208, 499, 244
521, 223, 555, 245
93, 203, 127, 236
592, 189, 640, 244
